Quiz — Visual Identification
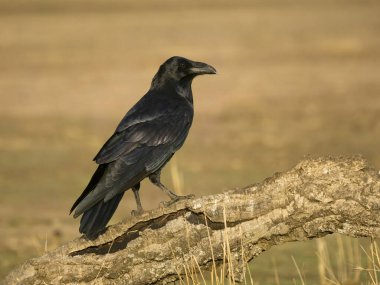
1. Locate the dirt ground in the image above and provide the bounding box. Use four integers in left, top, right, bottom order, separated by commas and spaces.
1, 0, 380, 283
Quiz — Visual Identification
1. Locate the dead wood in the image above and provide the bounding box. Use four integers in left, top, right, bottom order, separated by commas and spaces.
3, 156, 380, 285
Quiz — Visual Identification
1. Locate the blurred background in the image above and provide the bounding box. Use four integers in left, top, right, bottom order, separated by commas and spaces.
1, 0, 380, 283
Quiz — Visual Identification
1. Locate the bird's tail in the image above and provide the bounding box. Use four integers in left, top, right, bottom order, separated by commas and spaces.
79, 192, 124, 239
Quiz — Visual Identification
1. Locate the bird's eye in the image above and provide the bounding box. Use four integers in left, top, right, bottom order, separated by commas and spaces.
179, 62, 186, 69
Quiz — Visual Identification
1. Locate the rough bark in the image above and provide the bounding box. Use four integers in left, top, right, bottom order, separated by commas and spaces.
3, 156, 380, 285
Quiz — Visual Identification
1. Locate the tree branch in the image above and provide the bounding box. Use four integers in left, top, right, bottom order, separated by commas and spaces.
4, 156, 380, 284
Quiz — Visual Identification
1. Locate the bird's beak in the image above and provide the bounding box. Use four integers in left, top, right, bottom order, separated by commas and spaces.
188, 61, 217, 75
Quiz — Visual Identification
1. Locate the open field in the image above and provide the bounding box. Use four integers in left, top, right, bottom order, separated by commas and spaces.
1, 0, 380, 283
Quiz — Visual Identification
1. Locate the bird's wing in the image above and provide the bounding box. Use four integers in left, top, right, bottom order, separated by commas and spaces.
94, 104, 193, 165
72, 109, 192, 216
70, 164, 108, 214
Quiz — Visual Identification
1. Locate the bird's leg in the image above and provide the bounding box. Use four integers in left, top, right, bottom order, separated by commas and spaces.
149, 171, 194, 206
131, 183, 144, 216
149, 171, 178, 199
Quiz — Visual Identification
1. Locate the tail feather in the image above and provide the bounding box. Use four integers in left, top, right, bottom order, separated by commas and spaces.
79, 192, 124, 239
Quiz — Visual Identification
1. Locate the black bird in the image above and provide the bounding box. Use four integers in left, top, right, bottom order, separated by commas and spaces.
70, 56, 216, 239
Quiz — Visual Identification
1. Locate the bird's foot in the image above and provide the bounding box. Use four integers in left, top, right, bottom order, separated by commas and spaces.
131, 208, 144, 216
159, 194, 195, 208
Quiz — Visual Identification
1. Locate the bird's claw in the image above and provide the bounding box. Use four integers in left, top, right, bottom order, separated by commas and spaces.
131, 208, 144, 216
159, 194, 195, 208
181, 194, 195, 200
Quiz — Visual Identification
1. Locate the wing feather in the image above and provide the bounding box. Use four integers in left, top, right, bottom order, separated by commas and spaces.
94, 105, 193, 164
73, 93, 194, 216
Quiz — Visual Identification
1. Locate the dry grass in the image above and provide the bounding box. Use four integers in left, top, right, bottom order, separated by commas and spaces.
171, 207, 380, 285
1, 0, 380, 281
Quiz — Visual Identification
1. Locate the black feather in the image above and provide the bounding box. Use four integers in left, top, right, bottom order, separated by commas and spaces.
70, 164, 108, 214
79, 192, 124, 239
70, 56, 216, 239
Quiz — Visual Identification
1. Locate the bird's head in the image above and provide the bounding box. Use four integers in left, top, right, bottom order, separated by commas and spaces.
151, 56, 216, 89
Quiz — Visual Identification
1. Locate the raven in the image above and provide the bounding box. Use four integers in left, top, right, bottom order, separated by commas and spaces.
70, 56, 216, 239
